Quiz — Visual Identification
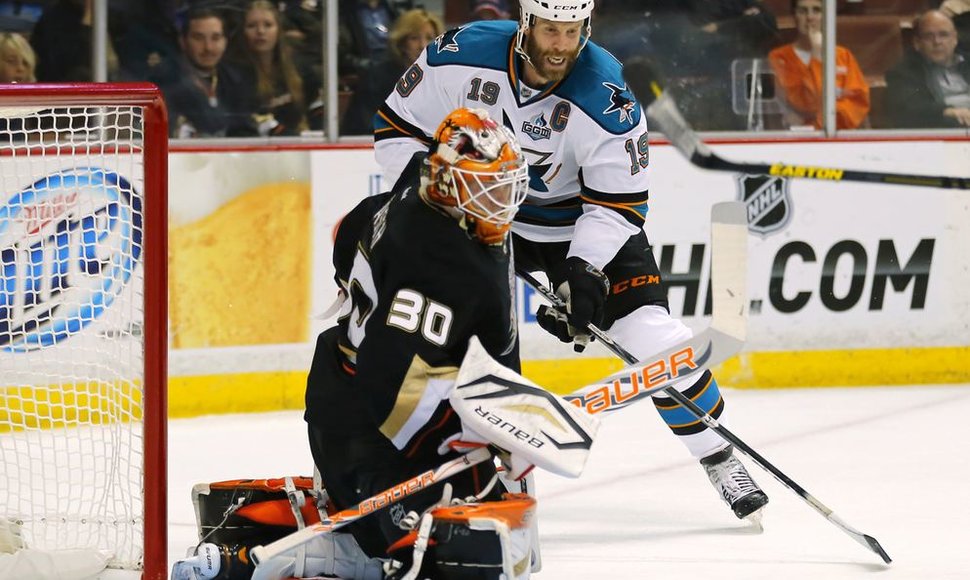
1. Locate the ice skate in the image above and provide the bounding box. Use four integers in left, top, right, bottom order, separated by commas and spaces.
701, 446, 768, 525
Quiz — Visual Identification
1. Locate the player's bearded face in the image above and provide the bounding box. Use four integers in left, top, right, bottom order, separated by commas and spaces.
524, 22, 582, 83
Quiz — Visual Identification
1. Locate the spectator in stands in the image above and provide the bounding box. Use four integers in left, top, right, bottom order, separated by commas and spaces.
338, 0, 401, 77
279, 0, 324, 106
471, 0, 511, 20
112, 0, 183, 86
886, 10, 970, 128
0, 32, 36, 84
0, 33, 37, 141
162, 7, 254, 138
341, 8, 443, 134
939, 0, 970, 47
29, 0, 120, 81
230, 0, 319, 136
768, 0, 870, 129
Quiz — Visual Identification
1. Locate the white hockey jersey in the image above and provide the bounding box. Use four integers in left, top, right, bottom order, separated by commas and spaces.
374, 20, 651, 269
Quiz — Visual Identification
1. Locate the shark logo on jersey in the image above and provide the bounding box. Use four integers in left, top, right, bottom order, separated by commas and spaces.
503, 110, 551, 192
435, 26, 464, 54
601, 81, 636, 125
521, 148, 556, 193
521, 113, 552, 141
736, 174, 792, 237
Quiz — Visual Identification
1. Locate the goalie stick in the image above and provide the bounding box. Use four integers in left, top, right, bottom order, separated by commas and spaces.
633, 69, 970, 191
520, 204, 892, 565
249, 447, 492, 568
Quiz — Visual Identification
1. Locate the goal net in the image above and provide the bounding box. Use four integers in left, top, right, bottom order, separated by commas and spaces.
0, 84, 167, 579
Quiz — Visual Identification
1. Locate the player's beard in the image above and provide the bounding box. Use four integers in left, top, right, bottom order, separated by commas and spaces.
524, 34, 579, 83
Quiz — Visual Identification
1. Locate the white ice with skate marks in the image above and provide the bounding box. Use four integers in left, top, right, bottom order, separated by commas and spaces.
167, 384, 970, 579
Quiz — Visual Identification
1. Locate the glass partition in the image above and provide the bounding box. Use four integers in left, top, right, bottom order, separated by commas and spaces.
5, 0, 964, 139
595, 1, 786, 132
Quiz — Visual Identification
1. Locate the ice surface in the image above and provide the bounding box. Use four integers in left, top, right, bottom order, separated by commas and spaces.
167, 384, 970, 579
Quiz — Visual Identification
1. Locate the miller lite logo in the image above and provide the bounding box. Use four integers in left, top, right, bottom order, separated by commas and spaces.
0, 168, 142, 352
521, 113, 552, 141
736, 174, 792, 236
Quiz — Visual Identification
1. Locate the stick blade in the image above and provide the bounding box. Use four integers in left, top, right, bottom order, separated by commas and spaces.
709, 201, 748, 341
864, 534, 892, 564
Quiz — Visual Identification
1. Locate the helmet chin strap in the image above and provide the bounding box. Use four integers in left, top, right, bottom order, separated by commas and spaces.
513, 17, 535, 69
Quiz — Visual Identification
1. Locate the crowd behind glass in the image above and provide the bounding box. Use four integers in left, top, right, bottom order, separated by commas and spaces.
1, 0, 968, 138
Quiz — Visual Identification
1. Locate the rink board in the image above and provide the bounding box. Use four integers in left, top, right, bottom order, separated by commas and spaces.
151, 138, 970, 416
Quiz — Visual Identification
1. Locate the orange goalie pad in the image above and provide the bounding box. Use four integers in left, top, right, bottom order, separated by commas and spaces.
386, 493, 536, 555
193, 476, 334, 549
206, 477, 326, 527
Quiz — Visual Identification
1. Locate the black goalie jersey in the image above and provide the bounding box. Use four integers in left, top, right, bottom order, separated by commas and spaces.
305, 154, 520, 459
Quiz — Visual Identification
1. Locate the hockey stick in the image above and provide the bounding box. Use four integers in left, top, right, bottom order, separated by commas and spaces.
249, 446, 492, 567
520, 205, 892, 564
634, 71, 970, 190
524, 201, 750, 416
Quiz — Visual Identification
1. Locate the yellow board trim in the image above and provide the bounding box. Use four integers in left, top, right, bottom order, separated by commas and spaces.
168, 371, 307, 418
159, 346, 970, 418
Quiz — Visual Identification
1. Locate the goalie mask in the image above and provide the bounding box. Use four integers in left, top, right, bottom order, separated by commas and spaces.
426, 108, 528, 245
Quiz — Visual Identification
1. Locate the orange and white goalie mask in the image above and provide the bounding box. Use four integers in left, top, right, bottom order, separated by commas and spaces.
426, 108, 529, 245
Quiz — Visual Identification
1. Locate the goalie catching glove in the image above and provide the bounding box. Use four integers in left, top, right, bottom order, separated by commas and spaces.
535, 257, 609, 352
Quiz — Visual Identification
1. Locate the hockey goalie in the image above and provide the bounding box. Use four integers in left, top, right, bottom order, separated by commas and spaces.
171, 108, 599, 580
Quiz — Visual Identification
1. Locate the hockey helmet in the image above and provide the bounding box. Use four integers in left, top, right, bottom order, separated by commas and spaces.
519, 0, 593, 22
427, 108, 528, 245
515, 0, 594, 64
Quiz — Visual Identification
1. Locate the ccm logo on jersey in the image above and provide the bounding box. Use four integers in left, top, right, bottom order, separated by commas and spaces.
359, 471, 435, 515
566, 343, 711, 415
612, 274, 660, 295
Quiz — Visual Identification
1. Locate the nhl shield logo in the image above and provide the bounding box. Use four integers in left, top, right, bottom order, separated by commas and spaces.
736, 174, 792, 236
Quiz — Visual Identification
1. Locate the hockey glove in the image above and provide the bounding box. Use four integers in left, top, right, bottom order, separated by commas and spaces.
535, 257, 609, 353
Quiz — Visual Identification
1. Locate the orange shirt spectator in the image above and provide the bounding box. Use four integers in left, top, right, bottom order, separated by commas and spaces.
768, 0, 869, 129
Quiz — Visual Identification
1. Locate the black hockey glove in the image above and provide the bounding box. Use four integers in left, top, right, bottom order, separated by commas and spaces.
535, 257, 610, 353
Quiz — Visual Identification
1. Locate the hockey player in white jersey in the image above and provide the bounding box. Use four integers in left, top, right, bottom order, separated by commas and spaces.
374, 0, 769, 521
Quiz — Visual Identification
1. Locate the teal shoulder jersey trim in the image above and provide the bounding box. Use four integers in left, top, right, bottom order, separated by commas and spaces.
556, 42, 642, 135
426, 21, 516, 70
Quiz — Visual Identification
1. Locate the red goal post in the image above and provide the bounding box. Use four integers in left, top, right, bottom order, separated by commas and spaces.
0, 83, 167, 580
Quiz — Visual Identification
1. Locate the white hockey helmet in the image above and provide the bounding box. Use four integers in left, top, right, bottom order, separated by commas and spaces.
519, 0, 594, 22
515, 0, 595, 66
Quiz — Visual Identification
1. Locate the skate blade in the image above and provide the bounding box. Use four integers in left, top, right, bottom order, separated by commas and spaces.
743, 507, 765, 532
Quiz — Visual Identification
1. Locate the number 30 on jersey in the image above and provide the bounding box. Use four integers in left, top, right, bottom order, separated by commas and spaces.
387, 289, 454, 346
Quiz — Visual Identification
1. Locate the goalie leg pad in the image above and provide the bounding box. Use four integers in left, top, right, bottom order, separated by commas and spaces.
192, 477, 325, 547
248, 532, 384, 580
389, 494, 536, 580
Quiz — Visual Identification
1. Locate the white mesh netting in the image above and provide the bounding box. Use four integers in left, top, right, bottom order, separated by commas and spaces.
0, 105, 148, 571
